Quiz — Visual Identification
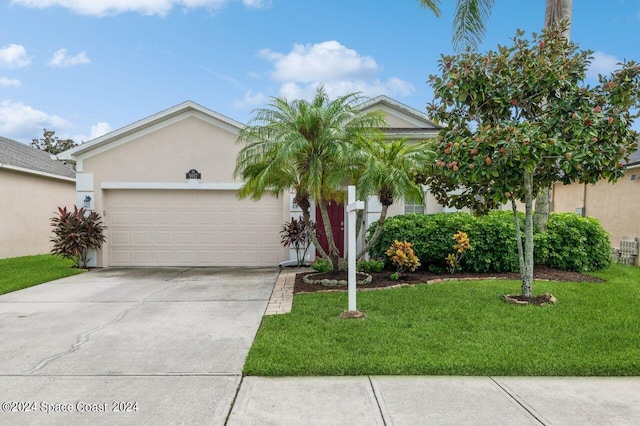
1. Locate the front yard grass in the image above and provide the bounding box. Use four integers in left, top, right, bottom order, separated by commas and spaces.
0, 254, 83, 295
244, 263, 640, 376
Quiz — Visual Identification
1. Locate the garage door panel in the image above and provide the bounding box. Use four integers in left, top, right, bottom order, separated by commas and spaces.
133, 250, 153, 264
111, 250, 131, 264
133, 231, 153, 244
106, 190, 283, 266
175, 231, 196, 244
156, 250, 174, 264
155, 231, 173, 244
153, 211, 175, 226
111, 231, 130, 244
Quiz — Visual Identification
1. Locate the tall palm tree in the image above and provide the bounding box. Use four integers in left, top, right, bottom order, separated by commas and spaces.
416, 0, 496, 51
416, 0, 571, 51
234, 87, 386, 271
353, 138, 434, 259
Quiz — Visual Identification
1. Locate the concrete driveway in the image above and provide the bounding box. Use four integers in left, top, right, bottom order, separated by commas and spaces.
0, 267, 278, 425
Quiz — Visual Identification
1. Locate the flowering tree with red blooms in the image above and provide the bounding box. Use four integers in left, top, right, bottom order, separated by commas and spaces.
423, 22, 640, 298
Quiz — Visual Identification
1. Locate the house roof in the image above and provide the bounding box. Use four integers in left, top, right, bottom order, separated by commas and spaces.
56, 100, 244, 162
357, 95, 441, 129
0, 136, 75, 180
626, 146, 640, 168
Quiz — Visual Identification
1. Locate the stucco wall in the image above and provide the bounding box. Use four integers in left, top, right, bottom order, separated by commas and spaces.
83, 115, 240, 186
553, 170, 640, 264
0, 168, 75, 259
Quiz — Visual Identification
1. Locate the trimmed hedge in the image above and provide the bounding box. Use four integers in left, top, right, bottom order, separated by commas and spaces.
368, 211, 611, 273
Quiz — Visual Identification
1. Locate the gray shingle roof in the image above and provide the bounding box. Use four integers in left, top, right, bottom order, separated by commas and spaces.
0, 136, 75, 179
626, 147, 640, 167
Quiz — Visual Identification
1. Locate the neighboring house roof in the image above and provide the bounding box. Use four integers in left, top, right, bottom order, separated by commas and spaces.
0, 136, 75, 180
56, 100, 244, 164
626, 146, 640, 168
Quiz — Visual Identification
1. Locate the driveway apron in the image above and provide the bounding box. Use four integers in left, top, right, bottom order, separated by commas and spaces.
0, 267, 278, 425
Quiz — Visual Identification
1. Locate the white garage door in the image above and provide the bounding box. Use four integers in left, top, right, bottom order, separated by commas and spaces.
106, 190, 283, 266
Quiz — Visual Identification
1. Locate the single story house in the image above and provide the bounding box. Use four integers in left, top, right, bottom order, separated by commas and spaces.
0, 136, 76, 259
56, 97, 441, 267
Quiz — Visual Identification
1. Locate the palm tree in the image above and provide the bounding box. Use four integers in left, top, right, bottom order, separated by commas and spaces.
234, 87, 386, 271
416, 0, 496, 51
353, 138, 434, 259
416, 0, 571, 51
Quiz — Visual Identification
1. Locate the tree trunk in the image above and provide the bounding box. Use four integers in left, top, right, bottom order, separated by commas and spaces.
522, 170, 535, 297
533, 188, 550, 232
357, 204, 389, 260
535, 0, 572, 230
544, 0, 572, 36
318, 200, 341, 271
299, 195, 330, 263
511, 199, 525, 276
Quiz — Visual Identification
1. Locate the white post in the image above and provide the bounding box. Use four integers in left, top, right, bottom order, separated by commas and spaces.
347, 185, 365, 312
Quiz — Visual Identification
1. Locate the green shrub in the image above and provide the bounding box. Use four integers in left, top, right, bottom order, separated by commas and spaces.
542, 213, 611, 271
367, 211, 611, 273
356, 257, 385, 273
310, 258, 330, 273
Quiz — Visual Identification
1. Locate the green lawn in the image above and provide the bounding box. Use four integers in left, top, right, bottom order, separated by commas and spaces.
0, 254, 84, 295
245, 263, 640, 376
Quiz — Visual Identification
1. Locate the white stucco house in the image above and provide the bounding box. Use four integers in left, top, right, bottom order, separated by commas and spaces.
0, 136, 76, 259
56, 96, 441, 267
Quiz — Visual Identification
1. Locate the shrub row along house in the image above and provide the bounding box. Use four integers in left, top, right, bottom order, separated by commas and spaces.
2, 97, 638, 266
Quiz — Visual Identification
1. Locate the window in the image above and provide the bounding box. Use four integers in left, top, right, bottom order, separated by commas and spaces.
404, 197, 425, 214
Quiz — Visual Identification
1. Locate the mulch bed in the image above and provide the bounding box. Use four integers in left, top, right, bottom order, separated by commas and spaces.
294, 266, 603, 295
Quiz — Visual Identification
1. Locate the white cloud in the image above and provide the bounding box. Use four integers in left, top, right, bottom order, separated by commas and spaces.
0, 100, 72, 141
588, 51, 621, 79
90, 121, 112, 138
47, 49, 91, 68
250, 41, 415, 104
0, 77, 21, 88
0, 44, 30, 69
11, 0, 266, 17
234, 90, 268, 108
259, 41, 379, 83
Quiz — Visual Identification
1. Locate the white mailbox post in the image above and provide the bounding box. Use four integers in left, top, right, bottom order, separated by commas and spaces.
346, 185, 365, 312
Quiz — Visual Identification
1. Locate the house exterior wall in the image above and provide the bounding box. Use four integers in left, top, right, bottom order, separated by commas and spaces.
79, 113, 290, 267
82, 115, 241, 185
553, 170, 640, 265
0, 168, 75, 259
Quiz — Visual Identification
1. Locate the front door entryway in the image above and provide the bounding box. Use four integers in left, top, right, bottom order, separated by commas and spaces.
315, 201, 345, 257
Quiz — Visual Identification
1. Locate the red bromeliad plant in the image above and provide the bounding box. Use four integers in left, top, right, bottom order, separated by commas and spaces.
50, 206, 107, 268
424, 22, 640, 298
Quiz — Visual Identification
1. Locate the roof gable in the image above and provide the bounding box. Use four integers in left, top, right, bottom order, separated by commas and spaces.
357, 95, 440, 130
0, 136, 75, 179
57, 101, 245, 162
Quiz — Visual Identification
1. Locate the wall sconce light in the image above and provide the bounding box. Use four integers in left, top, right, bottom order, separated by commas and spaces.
83, 195, 92, 208
631, 174, 637, 181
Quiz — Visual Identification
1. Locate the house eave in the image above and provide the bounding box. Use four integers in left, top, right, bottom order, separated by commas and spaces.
56, 100, 246, 161
0, 163, 76, 182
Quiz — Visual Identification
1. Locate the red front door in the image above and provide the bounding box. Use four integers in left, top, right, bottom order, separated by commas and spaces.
315, 201, 345, 257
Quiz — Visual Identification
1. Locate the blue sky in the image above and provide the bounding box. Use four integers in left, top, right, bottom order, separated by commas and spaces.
0, 0, 638, 144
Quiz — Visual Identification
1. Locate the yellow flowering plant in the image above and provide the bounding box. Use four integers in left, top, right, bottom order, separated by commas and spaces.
386, 240, 421, 276
446, 231, 471, 274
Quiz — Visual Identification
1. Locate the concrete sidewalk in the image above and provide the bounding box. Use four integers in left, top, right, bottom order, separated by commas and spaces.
227, 376, 640, 425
